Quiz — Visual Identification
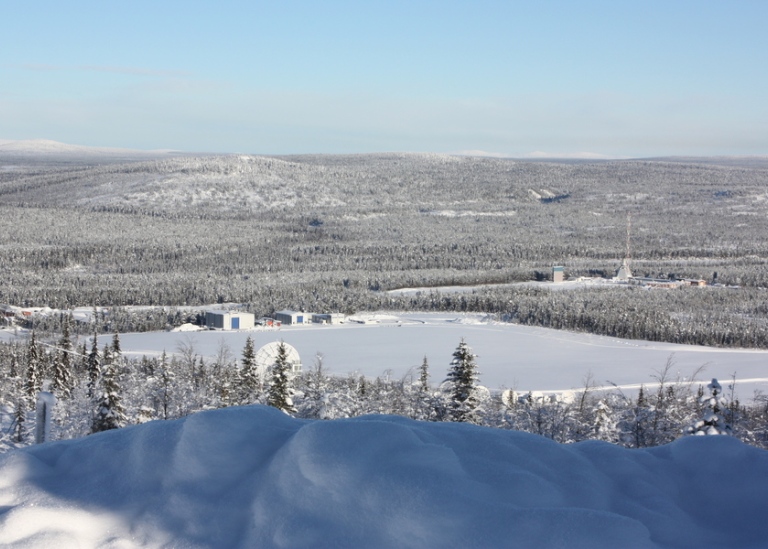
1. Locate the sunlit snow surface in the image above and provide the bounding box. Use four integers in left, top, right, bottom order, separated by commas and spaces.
1, 405, 767, 548
101, 313, 768, 399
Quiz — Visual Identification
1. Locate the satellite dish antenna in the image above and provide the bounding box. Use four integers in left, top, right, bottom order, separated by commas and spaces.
254, 341, 302, 376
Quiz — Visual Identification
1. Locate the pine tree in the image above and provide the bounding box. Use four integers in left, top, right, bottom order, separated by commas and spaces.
77, 341, 88, 374
13, 397, 25, 443
239, 336, 260, 403
111, 331, 121, 358
91, 347, 126, 433
267, 341, 297, 415
594, 399, 617, 442
87, 333, 101, 399
52, 318, 74, 399
299, 353, 329, 419
625, 385, 650, 448
414, 355, 434, 421
444, 338, 481, 423
102, 344, 113, 378
688, 378, 731, 436
419, 355, 430, 393
192, 356, 207, 392
24, 331, 42, 402
9, 350, 18, 378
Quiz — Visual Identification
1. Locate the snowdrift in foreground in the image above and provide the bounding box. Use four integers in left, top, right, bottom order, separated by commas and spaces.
1, 407, 767, 549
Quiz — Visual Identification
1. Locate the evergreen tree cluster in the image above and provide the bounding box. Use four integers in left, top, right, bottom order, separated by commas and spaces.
1, 335, 766, 453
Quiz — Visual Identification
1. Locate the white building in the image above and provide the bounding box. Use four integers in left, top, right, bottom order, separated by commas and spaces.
205, 310, 255, 330
274, 310, 309, 325
312, 313, 345, 324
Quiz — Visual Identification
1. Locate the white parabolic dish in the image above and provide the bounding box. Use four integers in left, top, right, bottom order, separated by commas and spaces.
254, 341, 302, 375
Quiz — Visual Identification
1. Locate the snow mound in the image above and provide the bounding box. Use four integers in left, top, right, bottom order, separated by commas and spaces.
346, 313, 401, 324
171, 323, 204, 332
1, 406, 767, 548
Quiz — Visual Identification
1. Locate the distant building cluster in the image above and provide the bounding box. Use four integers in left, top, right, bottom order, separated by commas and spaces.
551, 264, 707, 288
204, 309, 345, 331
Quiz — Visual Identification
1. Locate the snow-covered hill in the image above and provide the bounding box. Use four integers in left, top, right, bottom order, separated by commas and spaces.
3, 141, 768, 222
0, 139, 179, 161
1, 405, 766, 548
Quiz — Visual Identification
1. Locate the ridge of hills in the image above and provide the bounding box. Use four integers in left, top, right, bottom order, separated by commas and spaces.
2, 145, 768, 220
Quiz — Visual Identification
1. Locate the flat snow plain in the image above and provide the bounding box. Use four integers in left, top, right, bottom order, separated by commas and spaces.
107, 312, 768, 399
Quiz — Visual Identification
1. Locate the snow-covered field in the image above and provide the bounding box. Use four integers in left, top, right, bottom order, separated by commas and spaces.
90, 313, 768, 400
1, 405, 766, 548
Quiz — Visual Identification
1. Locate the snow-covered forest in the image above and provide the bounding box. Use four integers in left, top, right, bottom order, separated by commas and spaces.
2, 152, 768, 450
2, 151, 768, 547
2, 153, 768, 348
1, 326, 765, 453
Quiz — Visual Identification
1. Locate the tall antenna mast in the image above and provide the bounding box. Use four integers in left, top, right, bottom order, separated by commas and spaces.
625, 212, 632, 268
616, 212, 633, 280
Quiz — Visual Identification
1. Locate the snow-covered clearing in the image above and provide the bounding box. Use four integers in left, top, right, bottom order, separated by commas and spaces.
385, 277, 623, 296
1, 405, 766, 548
74, 312, 768, 400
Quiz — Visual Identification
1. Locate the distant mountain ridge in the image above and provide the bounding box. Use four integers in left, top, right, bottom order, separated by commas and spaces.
0, 138, 183, 160
638, 155, 768, 169
2, 147, 768, 222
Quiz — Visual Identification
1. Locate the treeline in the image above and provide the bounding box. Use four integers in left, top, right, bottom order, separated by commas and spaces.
387, 285, 768, 348
1, 334, 766, 453
15, 280, 768, 350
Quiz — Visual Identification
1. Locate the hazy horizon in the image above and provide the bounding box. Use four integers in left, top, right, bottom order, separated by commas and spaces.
2, 1, 767, 158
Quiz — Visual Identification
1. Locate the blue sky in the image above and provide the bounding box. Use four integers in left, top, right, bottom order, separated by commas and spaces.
2, 1, 766, 157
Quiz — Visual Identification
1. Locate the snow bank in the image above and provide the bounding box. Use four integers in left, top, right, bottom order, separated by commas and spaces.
1, 406, 767, 548
171, 323, 204, 332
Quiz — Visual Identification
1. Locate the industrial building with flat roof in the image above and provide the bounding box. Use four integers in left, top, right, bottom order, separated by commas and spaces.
205, 310, 255, 330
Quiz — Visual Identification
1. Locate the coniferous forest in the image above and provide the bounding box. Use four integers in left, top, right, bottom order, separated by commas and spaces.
1, 151, 768, 449
1, 331, 766, 452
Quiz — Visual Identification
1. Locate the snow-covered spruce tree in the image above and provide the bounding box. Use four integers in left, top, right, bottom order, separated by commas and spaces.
52, 318, 74, 399
619, 385, 651, 448
297, 353, 329, 419
13, 396, 26, 443
9, 349, 18, 378
414, 355, 434, 421
111, 331, 121, 358
419, 356, 430, 393
102, 344, 112, 380
76, 341, 88, 375
24, 331, 42, 402
238, 336, 261, 404
444, 338, 481, 423
594, 399, 618, 443
267, 341, 297, 415
91, 345, 126, 433
86, 333, 101, 399
688, 378, 732, 436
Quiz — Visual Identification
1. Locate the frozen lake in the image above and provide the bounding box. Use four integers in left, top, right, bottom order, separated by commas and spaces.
87, 312, 768, 400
